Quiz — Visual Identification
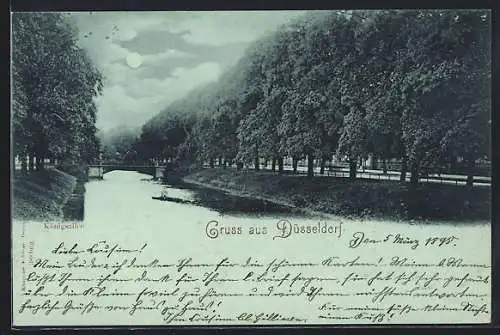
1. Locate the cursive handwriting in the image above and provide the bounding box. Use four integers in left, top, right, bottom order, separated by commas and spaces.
348, 232, 458, 250
14, 239, 490, 325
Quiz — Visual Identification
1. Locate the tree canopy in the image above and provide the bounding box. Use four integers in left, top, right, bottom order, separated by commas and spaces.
129, 10, 490, 185
12, 13, 103, 171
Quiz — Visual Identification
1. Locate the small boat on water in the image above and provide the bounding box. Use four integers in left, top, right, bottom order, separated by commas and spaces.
151, 195, 197, 205
152, 189, 197, 205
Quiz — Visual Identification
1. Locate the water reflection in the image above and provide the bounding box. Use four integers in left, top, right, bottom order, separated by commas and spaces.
62, 181, 85, 221
76, 171, 309, 223
157, 179, 306, 218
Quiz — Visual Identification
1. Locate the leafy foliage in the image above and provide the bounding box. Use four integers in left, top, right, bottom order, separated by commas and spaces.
12, 13, 103, 170
133, 10, 490, 185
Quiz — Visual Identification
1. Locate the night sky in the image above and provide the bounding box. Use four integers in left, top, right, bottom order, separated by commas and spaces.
70, 11, 308, 132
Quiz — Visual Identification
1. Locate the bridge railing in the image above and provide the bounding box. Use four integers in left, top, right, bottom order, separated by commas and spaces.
87, 164, 167, 179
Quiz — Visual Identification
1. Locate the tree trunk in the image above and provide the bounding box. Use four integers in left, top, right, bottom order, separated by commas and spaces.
36, 155, 44, 171
449, 155, 457, 173
320, 157, 326, 175
410, 160, 420, 186
28, 152, 34, 172
271, 158, 276, 172
292, 157, 298, 174
371, 154, 377, 170
263, 159, 268, 170
254, 147, 260, 171
254, 157, 260, 171
236, 162, 243, 171
209, 158, 214, 168
382, 159, 387, 174
307, 153, 314, 178
278, 157, 284, 174
21, 154, 27, 173
218, 156, 223, 166
400, 155, 407, 182
349, 157, 357, 180
466, 157, 474, 187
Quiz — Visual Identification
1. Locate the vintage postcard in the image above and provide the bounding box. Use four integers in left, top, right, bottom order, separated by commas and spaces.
11, 10, 491, 327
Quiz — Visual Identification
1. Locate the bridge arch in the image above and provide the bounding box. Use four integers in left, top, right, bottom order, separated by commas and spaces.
88, 165, 166, 180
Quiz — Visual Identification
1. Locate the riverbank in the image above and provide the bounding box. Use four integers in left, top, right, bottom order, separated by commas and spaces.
12, 169, 78, 221
182, 168, 490, 222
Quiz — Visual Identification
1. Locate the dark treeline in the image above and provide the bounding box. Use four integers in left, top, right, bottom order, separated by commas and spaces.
132, 10, 490, 186
12, 13, 103, 173
97, 126, 141, 165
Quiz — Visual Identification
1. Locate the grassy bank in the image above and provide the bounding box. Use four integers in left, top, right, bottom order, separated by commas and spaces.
183, 168, 490, 222
12, 169, 77, 221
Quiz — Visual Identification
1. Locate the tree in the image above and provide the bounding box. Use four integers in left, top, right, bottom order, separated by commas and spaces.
278, 13, 346, 178
237, 29, 294, 173
355, 10, 417, 180
334, 12, 371, 180
99, 126, 141, 164
396, 10, 490, 185
436, 11, 491, 186
12, 13, 103, 171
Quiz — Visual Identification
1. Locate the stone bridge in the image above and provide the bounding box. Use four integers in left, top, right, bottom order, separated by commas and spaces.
88, 164, 166, 180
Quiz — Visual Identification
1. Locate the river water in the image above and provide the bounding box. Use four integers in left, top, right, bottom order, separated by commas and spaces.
82, 170, 309, 227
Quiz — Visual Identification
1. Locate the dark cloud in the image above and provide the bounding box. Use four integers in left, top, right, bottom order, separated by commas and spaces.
135, 57, 202, 79
118, 30, 196, 55
133, 41, 248, 80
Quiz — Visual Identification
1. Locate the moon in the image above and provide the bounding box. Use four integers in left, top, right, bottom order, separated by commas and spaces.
126, 52, 142, 68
